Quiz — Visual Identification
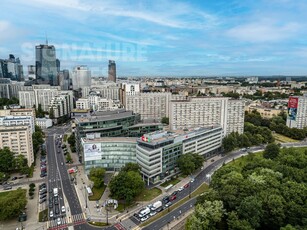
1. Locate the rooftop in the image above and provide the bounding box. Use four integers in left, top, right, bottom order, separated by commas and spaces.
75, 109, 136, 123
138, 126, 222, 145
81, 137, 137, 143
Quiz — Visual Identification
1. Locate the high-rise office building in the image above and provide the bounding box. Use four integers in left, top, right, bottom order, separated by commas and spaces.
72, 66, 91, 92
56, 59, 60, 73
35, 44, 58, 85
108, 60, 116, 82
58, 70, 70, 90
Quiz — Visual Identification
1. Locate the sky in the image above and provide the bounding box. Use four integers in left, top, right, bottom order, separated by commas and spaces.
1, 0, 307, 76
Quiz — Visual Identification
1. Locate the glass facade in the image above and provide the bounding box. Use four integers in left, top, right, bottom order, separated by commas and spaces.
84, 141, 136, 173
161, 143, 182, 178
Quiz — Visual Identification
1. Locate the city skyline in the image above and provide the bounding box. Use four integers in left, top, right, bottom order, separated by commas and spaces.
1, 0, 307, 76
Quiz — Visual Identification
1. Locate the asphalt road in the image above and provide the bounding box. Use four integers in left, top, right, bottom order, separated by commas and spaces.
141, 143, 307, 229
45, 126, 115, 230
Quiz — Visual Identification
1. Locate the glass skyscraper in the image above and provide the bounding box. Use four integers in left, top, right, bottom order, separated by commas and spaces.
35, 44, 58, 85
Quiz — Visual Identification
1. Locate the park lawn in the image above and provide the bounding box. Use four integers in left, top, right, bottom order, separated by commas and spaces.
273, 133, 298, 143
0, 188, 26, 199
88, 185, 106, 201
135, 188, 162, 202
160, 178, 180, 187
140, 183, 209, 227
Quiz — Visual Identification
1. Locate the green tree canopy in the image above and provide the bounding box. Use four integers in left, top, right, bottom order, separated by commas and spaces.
263, 143, 280, 159
0, 188, 27, 220
109, 171, 144, 203
121, 163, 140, 172
177, 153, 204, 175
161, 117, 169, 125
89, 167, 106, 188
0, 147, 15, 172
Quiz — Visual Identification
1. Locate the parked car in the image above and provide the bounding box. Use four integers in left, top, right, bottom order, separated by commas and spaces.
54, 197, 59, 205
171, 191, 178, 196
49, 202, 53, 208
140, 215, 149, 222
61, 206, 65, 213
3, 185, 12, 190
170, 195, 176, 201
190, 178, 195, 183
57, 217, 61, 225
40, 194, 47, 200
150, 211, 157, 216
55, 206, 60, 214
40, 173, 47, 178
11, 177, 18, 181
49, 211, 54, 218
162, 196, 170, 203
39, 190, 47, 195
39, 183, 46, 189
39, 198, 46, 204
165, 202, 172, 207
184, 183, 189, 188
177, 187, 184, 192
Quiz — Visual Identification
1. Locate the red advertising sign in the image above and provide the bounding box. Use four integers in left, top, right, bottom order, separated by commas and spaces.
288, 97, 298, 108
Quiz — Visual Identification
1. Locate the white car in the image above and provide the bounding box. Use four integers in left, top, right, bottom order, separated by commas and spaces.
61, 206, 66, 213
57, 218, 61, 225
49, 211, 53, 218
178, 187, 184, 192
190, 178, 195, 183
150, 211, 156, 216
140, 215, 149, 222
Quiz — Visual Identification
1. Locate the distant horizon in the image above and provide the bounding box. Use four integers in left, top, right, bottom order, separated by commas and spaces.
1, 0, 307, 76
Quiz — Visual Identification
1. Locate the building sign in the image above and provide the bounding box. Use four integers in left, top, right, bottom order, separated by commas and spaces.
141, 136, 151, 142
287, 97, 298, 121
84, 143, 102, 161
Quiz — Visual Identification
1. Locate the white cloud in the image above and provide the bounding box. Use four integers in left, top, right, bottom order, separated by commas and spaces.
227, 20, 301, 43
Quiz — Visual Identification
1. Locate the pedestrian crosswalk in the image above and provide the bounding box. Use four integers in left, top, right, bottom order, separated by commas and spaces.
48, 213, 85, 228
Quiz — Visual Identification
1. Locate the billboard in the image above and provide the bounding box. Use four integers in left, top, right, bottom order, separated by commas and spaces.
287, 97, 298, 121
84, 143, 102, 161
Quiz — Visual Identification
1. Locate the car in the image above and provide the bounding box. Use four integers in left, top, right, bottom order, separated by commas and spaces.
156, 207, 163, 212
49, 202, 53, 208
39, 190, 47, 195
40, 194, 47, 200
61, 206, 66, 213
55, 206, 60, 214
57, 217, 61, 225
184, 183, 189, 188
39, 187, 46, 192
57, 150, 60, 154
177, 187, 184, 192
49, 211, 54, 218
190, 178, 195, 183
3, 185, 12, 190
165, 202, 172, 207
211, 159, 215, 162
40, 173, 47, 178
39, 183, 46, 189
162, 196, 170, 203
150, 211, 156, 216
18, 176, 24, 179
171, 191, 178, 196
170, 195, 176, 201
54, 197, 59, 205
140, 215, 148, 222
39, 198, 46, 204
49, 188, 53, 193
61, 162, 64, 165
11, 177, 17, 181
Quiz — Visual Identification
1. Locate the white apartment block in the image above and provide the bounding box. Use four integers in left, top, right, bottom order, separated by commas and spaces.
49, 92, 73, 118
76, 98, 90, 110
286, 95, 307, 129
126, 92, 172, 121
0, 126, 34, 166
19, 91, 35, 109
36, 118, 52, 129
0, 115, 35, 133
169, 97, 245, 135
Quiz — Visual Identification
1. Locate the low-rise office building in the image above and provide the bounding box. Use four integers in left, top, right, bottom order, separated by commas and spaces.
81, 136, 137, 173
136, 126, 223, 185
36, 118, 53, 129
0, 115, 35, 133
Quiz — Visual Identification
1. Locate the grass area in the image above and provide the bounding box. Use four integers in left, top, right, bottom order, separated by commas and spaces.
160, 178, 180, 188
140, 183, 209, 227
28, 165, 34, 178
115, 202, 136, 212
135, 187, 162, 201
273, 133, 298, 143
88, 221, 109, 226
88, 185, 106, 201
38, 209, 48, 222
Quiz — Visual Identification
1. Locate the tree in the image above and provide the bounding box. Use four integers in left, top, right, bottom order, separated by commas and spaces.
222, 134, 237, 152
227, 211, 254, 230
263, 143, 280, 159
161, 117, 169, 125
0, 188, 27, 220
36, 104, 45, 118
177, 154, 195, 175
109, 171, 144, 204
0, 147, 15, 172
121, 163, 140, 173
191, 153, 204, 170
186, 200, 225, 230
89, 167, 106, 188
